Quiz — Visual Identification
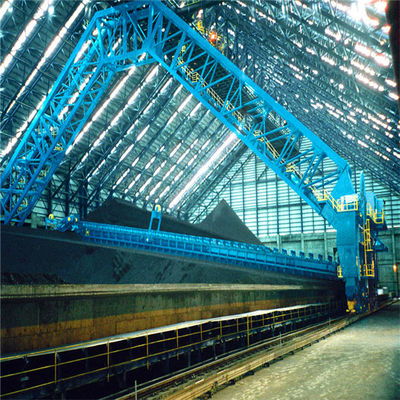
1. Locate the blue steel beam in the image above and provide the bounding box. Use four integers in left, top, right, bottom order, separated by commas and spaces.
1, 0, 353, 226
0, 2, 154, 225
215, 3, 399, 192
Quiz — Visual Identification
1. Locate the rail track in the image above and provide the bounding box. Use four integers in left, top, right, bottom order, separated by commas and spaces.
111, 300, 395, 400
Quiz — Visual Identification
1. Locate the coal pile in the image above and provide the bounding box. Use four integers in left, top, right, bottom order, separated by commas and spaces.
1, 272, 66, 285
86, 198, 261, 245
197, 199, 261, 245
1, 198, 332, 287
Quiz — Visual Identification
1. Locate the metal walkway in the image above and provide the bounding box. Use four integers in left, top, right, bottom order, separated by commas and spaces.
0, 302, 342, 399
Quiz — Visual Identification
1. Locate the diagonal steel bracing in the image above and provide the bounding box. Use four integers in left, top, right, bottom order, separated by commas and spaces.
1, 0, 353, 227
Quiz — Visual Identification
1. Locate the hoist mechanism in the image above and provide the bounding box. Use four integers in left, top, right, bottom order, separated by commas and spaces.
0, 1, 387, 311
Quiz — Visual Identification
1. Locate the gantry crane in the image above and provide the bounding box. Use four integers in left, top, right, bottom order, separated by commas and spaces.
0, 0, 387, 311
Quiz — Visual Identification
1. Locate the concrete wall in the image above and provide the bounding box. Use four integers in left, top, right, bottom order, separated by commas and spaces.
263, 227, 400, 293
1, 283, 343, 354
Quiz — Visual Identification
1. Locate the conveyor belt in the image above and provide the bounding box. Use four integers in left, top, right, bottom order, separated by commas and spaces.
56, 217, 338, 281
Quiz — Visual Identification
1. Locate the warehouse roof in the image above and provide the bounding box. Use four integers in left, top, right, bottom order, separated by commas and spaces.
0, 0, 398, 220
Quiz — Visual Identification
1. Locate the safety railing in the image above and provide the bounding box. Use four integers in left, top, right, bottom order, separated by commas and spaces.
367, 203, 385, 224
311, 188, 359, 213
363, 219, 372, 253
177, 50, 295, 173
361, 219, 375, 278
362, 259, 375, 278
75, 220, 337, 279
178, 50, 355, 209
50, 126, 64, 151
360, 261, 375, 277
194, 20, 224, 52
0, 303, 337, 398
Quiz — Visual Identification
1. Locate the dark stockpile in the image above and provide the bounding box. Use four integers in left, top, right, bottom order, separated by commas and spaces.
86, 198, 261, 245
196, 199, 262, 245
1, 199, 330, 287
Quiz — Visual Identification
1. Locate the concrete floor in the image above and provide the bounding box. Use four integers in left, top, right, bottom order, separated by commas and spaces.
213, 302, 400, 400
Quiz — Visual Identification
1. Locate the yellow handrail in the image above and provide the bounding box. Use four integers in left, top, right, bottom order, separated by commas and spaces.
0, 303, 336, 397
361, 219, 375, 277
178, 45, 378, 217
178, 50, 294, 173
366, 203, 384, 224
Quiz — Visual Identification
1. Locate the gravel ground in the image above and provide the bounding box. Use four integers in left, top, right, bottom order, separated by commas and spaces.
213, 302, 400, 400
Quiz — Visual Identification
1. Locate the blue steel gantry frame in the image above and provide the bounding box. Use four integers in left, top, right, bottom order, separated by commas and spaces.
0, 1, 386, 311
0, 0, 352, 227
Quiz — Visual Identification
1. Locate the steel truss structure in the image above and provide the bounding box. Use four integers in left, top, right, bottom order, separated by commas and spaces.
0, 1, 389, 311
1, 0, 354, 227
179, 0, 399, 218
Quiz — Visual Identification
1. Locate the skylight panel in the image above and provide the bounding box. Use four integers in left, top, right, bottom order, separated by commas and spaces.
113, 168, 130, 188
173, 170, 184, 183
153, 160, 167, 176
0, 0, 54, 76
189, 102, 202, 117
170, 142, 182, 157
178, 94, 193, 113
139, 177, 152, 193
201, 139, 211, 150
145, 156, 156, 169
136, 125, 149, 141
127, 174, 141, 189
127, 88, 141, 105
374, 53, 390, 68
190, 138, 199, 148
187, 154, 198, 166
355, 42, 372, 57
160, 77, 173, 93
163, 165, 176, 180
0, 0, 15, 25
169, 133, 237, 209
110, 139, 123, 154
173, 85, 183, 97
143, 100, 155, 115
145, 65, 159, 83
321, 55, 336, 66
177, 147, 190, 164
91, 159, 106, 177
325, 27, 342, 42
159, 185, 170, 199
305, 47, 316, 55
119, 143, 134, 162
149, 181, 162, 197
